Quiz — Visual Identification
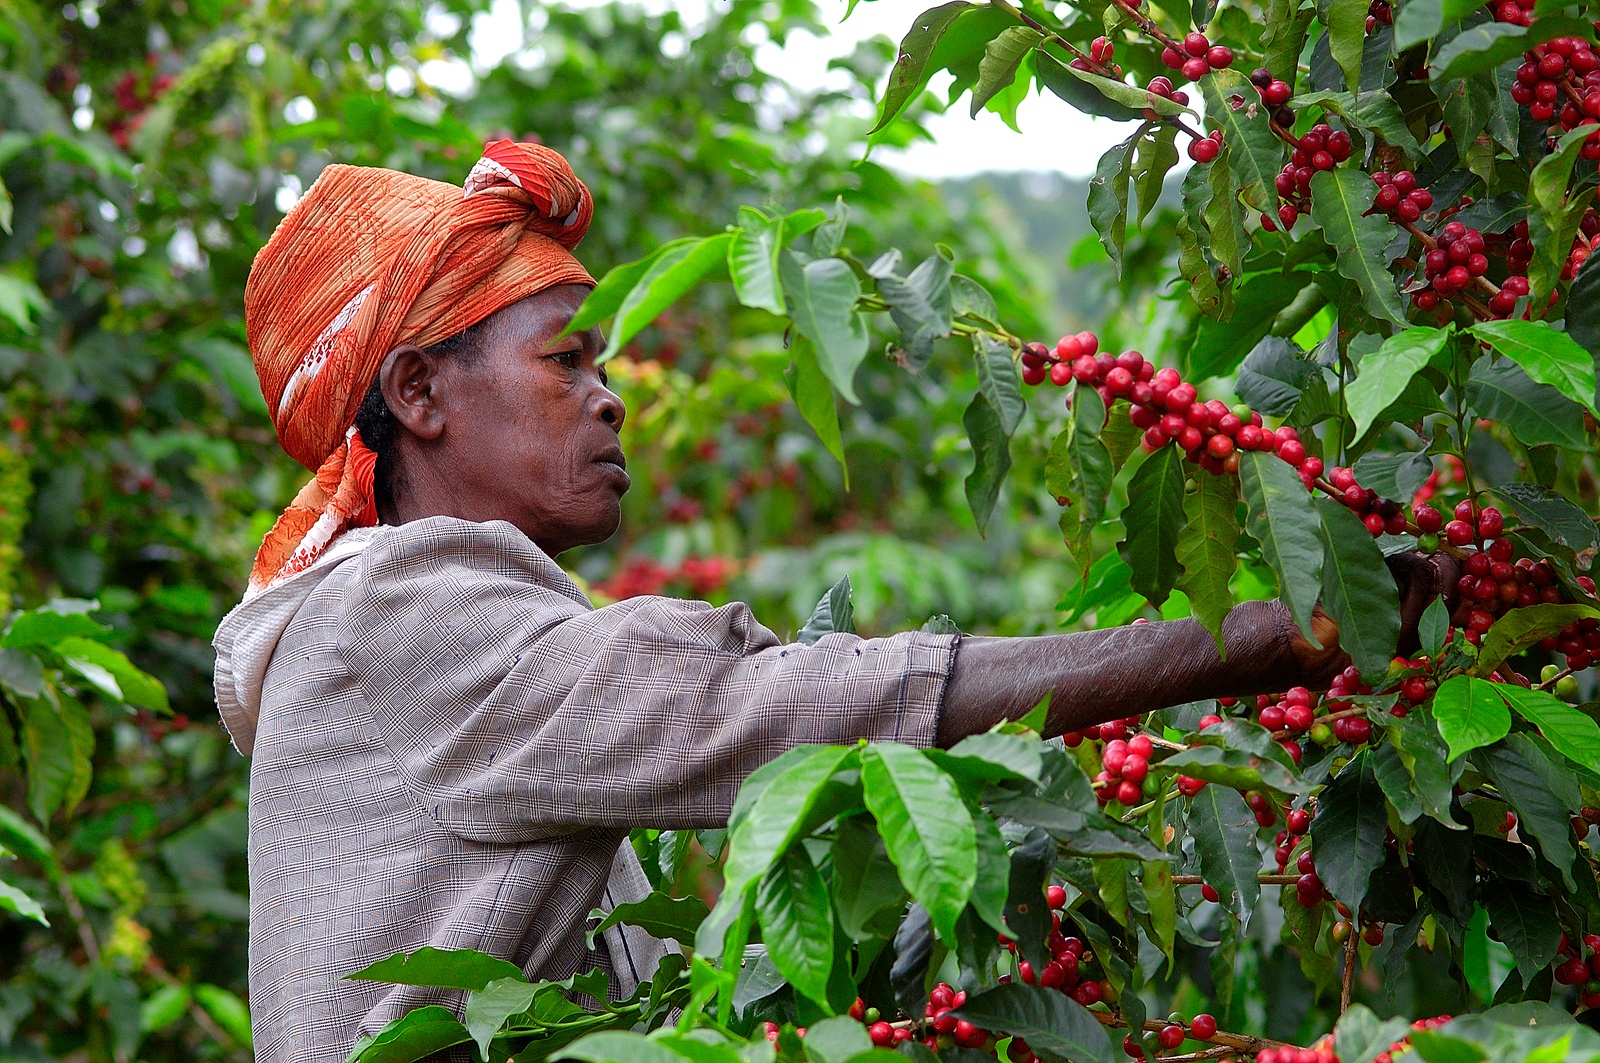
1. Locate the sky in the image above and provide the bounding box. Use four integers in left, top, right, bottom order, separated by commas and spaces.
453, 0, 1145, 179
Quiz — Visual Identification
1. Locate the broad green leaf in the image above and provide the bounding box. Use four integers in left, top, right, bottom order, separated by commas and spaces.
1003, 828, 1054, 971
1394, 0, 1496, 49
951, 273, 1000, 327
1468, 320, 1600, 419
860, 743, 976, 944
463, 978, 538, 1059
720, 745, 855, 902
1420, 596, 1450, 658
20, 699, 71, 825
973, 335, 1024, 436
1352, 450, 1434, 506
140, 984, 189, 1033
58, 697, 92, 816
1432, 675, 1512, 760
812, 196, 849, 258
1087, 132, 1138, 274
1372, 739, 1425, 825
871, 2, 975, 133
1474, 604, 1600, 677
951, 984, 1114, 1063
1176, 471, 1238, 652
346, 947, 527, 991
798, 575, 855, 645
1133, 124, 1181, 229
0, 877, 46, 925
1239, 451, 1325, 643
0, 805, 54, 871
830, 816, 904, 942
1176, 214, 1231, 320
1142, 852, 1176, 960
1315, 499, 1400, 682
1200, 69, 1283, 214
1263, 0, 1317, 80
1344, 325, 1453, 441
937, 731, 1043, 784
1430, 21, 1528, 80
1047, 387, 1113, 567
781, 253, 868, 404
1032, 51, 1144, 122
1569, 253, 1600, 361
728, 208, 786, 315
1464, 356, 1588, 450
563, 1030, 690, 1063
1188, 783, 1260, 926
1321, 0, 1368, 90
802, 1016, 875, 1063
785, 337, 847, 480
1200, 140, 1250, 282
2, 606, 109, 649
1309, 168, 1409, 326
1527, 125, 1596, 305
1478, 734, 1580, 889
1308, 751, 1387, 915
969, 812, 1010, 933
1188, 274, 1311, 381
1235, 336, 1316, 416
1490, 483, 1600, 558
963, 391, 1013, 536
1336, 1005, 1416, 1063
1388, 710, 1459, 828
1480, 879, 1561, 981
1158, 743, 1310, 795
868, 248, 954, 367
1054, 66, 1194, 118
1497, 683, 1600, 776
755, 845, 834, 1005
194, 984, 252, 1048
971, 26, 1042, 116
1118, 445, 1187, 607
587, 891, 709, 948
55, 636, 169, 712
598, 234, 733, 361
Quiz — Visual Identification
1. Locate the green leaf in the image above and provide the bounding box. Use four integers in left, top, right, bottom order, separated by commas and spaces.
1468, 320, 1600, 419
971, 26, 1043, 116
1432, 675, 1513, 760
755, 845, 835, 1005
1308, 751, 1387, 914
1490, 484, 1600, 559
598, 234, 733, 361
20, 699, 72, 825
1002, 828, 1054, 971
1430, 21, 1528, 80
1054, 66, 1195, 118
1393, 0, 1496, 49
869, 249, 954, 367
1236, 336, 1317, 416
1239, 450, 1325, 643
1048, 388, 1114, 566
1497, 683, 1600, 776
861, 744, 976, 944
1032, 52, 1144, 122
1420, 596, 1450, 658
1464, 356, 1588, 450
1372, 739, 1425, 825
346, 947, 527, 991
973, 335, 1024, 437
802, 1016, 876, 1063
587, 891, 709, 948
1322, 0, 1368, 90
1474, 604, 1600, 677
1176, 215, 1231, 320
0, 877, 46, 925
1200, 69, 1284, 214
562, 1030, 691, 1063
830, 816, 904, 942
970, 812, 1011, 933
194, 983, 252, 1048
139, 984, 189, 1034
1344, 325, 1453, 442
951, 984, 1114, 1063
1387, 709, 1459, 828
2, 605, 109, 649
963, 391, 1013, 537
1309, 168, 1410, 326
1158, 743, 1310, 795
1142, 853, 1177, 960
781, 252, 868, 404
1477, 734, 1580, 889
1569, 253, 1600, 361
798, 575, 855, 645
1188, 274, 1312, 381
55, 636, 169, 712
1176, 472, 1239, 652
728, 208, 786, 315
813, 197, 850, 258
719, 745, 857, 906
937, 732, 1043, 785
1088, 133, 1138, 274
1316, 499, 1401, 681
1118, 445, 1187, 608
1527, 125, 1597, 305
1133, 124, 1181, 229
1480, 879, 1561, 981
871, 2, 976, 133
1188, 783, 1260, 926
463, 978, 538, 1059
785, 337, 848, 480
1336, 1005, 1417, 1063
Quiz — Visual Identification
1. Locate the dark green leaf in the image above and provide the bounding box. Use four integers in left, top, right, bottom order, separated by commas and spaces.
1177, 472, 1239, 652
890, 903, 934, 1018
1345, 326, 1453, 441
1159, 743, 1310, 795
951, 984, 1114, 1063
1315, 499, 1401, 681
345, 947, 527, 991
861, 744, 976, 943
1388, 709, 1459, 828
963, 392, 1012, 537
1308, 751, 1387, 914
831, 816, 905, 942
562, 1030, 690, 1063
799, 575, 856, 646
1372, 740, 1425, 825
1321, 0, 1369, 90
1480, 879, 1560, 981
1239, 450, 1325, 643
1420, 596, 1450, 658
1293, 90, 1422, 158
463, 978, 539, 1059
1468, 320, 1599, 419
971, 26, 1042, 116
1353, 450, 1434, 505
1003, 828, 1054, 972
1047, 388, 1114, 567
587, 892, 709, 948
1336, 1004, 1417, 1063
1118, 445, 1187, 607
1477, 733, 1579, 889
756, 845, 834, 1005
1188, 783, 1260, 926
970, 813, 1010, 934
872, 2, 976, 133
1430, 21, 1529, 80
937, 732, 1043, 785
1394, 0, 1497, 49
782, 252, 868, 404
1309, 168, 1410, 326
19, 699, 71, 825
973, 335, 1024, 436
1087, 133, 1138, 274
598, 234, 733, 361
1527, 124, 1596, 304
1432, 675, 1512, 760
1497, 683, 1600, 775
1133, 124, 1181, 228
786, 337, 848, 477
1490, 484, 1600, 559
1464, 356, 1589, 450
1569, 253, 1600, 361
870, 249, 955, 367
1033, 52, 1143, 122
1200, 69, 1283, 214
1188, 274, 1311, 381
1235, 336, 1316, 416
1474, 603, 1600, 677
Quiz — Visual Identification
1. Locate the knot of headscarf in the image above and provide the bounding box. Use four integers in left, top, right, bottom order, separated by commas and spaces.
241, 140, 595, 596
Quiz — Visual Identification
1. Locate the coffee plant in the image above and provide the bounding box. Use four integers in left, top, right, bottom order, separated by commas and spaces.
344, 0, 1600, 1059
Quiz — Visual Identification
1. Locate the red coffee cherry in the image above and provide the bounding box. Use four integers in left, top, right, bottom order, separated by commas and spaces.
1191, 1014, 1218, 1040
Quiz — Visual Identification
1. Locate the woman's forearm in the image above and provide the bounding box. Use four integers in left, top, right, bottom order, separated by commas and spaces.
937, 600, 1308, 746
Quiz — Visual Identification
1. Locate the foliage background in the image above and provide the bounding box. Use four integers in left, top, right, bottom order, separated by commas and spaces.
0, 0, 1466, 1058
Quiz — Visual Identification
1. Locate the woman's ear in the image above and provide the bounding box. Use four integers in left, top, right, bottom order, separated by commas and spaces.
378, 344, 446, 442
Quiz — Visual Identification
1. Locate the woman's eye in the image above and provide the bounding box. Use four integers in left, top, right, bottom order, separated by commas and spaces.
554, 350, 581, 369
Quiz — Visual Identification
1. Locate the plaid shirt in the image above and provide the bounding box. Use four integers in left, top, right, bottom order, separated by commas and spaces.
217, 516, 956, 1061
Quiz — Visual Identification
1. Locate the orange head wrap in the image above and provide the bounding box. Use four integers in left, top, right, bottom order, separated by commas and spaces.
241, 140, 595, 596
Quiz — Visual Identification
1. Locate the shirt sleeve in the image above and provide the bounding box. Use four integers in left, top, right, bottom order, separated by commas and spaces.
334, 517, 957, 841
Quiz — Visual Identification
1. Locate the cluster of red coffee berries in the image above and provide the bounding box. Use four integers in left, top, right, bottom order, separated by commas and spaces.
1509, 37, 1600, 136
1414, 221, 1489, 309
1270, 123, 1354, 228
1366, 0, 1393, 31
1368, 170, 1432, 224
1368, 1018, 1454, 1063
1094, 733, 1153, 806
1255, 1041, 1337, 1063
1539, 616, 1600, 671
1493, 0, 1536, 26
1159, 31, 1234, 81
847, 998, 916, 1048
1123, 1014, 1218, 1059
1553, 935, 1600, 1008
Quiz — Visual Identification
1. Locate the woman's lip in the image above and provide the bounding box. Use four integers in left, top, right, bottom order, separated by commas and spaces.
595, 460, 631, 487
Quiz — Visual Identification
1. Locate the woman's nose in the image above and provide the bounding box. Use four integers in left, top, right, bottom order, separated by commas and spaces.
594, 382, 626, 431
